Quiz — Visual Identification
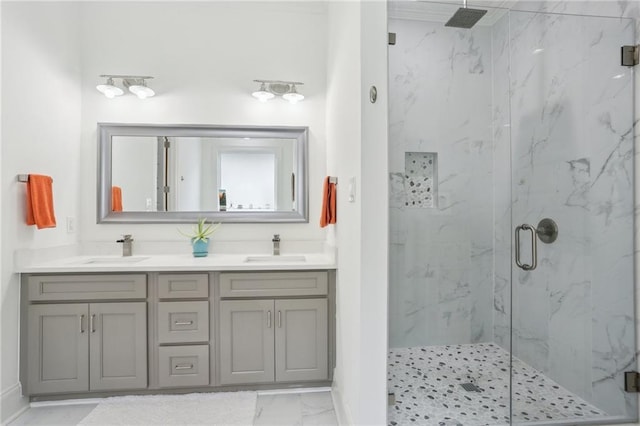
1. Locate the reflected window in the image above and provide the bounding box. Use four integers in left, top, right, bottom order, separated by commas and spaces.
220, 152, 276, 211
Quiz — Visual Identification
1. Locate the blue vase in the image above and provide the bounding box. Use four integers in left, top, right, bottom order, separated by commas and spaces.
192, 238, 210, 257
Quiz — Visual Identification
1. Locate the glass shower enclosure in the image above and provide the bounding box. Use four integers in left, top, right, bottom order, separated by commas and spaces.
387, 1, 636, 425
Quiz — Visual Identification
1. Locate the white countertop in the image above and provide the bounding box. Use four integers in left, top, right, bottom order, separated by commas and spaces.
17, 253, 336, 274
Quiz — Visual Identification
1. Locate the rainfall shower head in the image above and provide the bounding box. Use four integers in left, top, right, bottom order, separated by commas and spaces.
445, 0, 487, 29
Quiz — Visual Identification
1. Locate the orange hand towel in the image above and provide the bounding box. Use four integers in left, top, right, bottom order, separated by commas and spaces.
320, 177, 337, 227
26, 174, 57, 229
112, 186, 123, 212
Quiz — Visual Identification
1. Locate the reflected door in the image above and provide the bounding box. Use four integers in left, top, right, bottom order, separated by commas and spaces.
509, 10, 637, 424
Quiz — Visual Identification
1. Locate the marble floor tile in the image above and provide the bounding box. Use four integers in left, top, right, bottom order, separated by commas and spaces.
301, 392, 338, 425
9, 404, 98, 426
9, 391, 338, 426
254, 393, 303, 426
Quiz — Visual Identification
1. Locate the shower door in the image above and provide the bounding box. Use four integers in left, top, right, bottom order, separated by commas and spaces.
508, 9, 637, 425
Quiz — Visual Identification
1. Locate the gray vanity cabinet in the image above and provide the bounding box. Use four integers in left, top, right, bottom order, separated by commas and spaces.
219, 297, 328, 385
27, 302, 147, 394
22, 270, 333, 398
24, 274, 148, 395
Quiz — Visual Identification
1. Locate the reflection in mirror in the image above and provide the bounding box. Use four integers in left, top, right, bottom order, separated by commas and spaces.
99, 124, 308, 223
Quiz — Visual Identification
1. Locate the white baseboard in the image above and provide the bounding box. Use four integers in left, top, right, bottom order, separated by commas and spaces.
330, 385, 353, 426
257, 387, 332, 396
1, 382, 28, 425
29, 398, 104, 408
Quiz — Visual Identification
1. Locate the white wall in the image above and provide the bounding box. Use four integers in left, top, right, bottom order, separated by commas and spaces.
0, 3, 82, 422
359, 2, 389, 424
327, 3, 362, 423
327, 1, 388, 424
79, 2, 328, 245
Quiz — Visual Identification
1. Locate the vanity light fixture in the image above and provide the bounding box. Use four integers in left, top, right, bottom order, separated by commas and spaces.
252, 80, 304, 104
96, 75, 155, 99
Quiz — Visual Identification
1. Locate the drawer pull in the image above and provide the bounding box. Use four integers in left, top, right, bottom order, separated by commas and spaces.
174, 320, 194, 326
80, 314, 85, 333
174, 364, 194, 370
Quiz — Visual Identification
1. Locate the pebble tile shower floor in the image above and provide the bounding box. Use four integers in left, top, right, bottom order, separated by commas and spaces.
388, 343, 608, 426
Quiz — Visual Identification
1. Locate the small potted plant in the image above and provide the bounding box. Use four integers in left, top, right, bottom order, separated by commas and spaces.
179, 218, 221, 257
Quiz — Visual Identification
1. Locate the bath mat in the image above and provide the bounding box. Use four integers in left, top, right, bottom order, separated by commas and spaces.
78, 391, 257, 425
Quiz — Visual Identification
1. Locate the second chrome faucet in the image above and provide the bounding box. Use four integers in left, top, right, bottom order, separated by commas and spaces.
116, 234, 134, 257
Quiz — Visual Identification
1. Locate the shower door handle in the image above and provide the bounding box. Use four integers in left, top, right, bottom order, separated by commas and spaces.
515, 224, 537, 271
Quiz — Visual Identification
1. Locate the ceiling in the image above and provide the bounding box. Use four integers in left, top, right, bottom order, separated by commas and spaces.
388, 0, 516, 26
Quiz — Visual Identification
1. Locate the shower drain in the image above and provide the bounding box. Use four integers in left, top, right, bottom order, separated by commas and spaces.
460, 382, 482, 392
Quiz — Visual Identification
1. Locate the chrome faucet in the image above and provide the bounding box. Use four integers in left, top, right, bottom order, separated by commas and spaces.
272, 234, 280, 256
116, 234, 134, 257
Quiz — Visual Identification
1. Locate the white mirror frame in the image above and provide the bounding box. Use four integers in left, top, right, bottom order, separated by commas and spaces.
97, 123, 309, 223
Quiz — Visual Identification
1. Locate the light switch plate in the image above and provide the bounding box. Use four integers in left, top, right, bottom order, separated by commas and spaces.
66, 217, 75, 233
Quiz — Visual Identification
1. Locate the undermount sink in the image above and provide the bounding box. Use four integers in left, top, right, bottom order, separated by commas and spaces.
244, 255, 307, 263
83, 256, 150, 264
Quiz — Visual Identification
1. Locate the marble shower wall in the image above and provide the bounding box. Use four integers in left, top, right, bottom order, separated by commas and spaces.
491, 9, 636, 418
388, 19, 494, 348
389, 2, 637, 419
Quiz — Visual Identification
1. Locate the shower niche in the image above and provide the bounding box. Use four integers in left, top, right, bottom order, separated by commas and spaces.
404, 152, 437, 209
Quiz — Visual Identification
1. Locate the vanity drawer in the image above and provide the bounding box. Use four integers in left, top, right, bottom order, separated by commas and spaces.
27, 274, 146, 301
158, 345, 209, 388
219, 271, 328, 298
157, 301, 209, 343
158, 274, 208, 299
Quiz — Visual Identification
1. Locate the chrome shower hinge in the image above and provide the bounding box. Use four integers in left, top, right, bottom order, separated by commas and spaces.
621, 45, 639, 66
625, 371, 640, 392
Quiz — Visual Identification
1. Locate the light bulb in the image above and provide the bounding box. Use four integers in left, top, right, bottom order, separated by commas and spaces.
96, 78, 123, 98
128, 84, 155, 99
252, 83, 274, 102
282, 85, 304, 104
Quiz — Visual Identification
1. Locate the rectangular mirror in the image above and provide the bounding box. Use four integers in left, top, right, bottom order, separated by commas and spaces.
98, 123, 308, 223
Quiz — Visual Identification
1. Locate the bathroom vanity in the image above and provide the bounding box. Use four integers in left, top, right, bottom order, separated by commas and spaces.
19, 256, 335, 400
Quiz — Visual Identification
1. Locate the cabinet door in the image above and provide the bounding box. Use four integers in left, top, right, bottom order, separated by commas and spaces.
219, 300, 274, 385
89, 302, 147, 391
27, 304, 89, 394
275, 299, 328, 382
